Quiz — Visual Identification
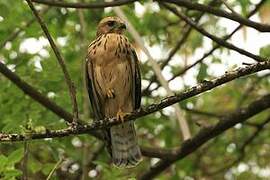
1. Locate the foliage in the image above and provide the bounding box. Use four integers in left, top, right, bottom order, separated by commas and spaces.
0, 0, 270, 179
0, 148, 24, 180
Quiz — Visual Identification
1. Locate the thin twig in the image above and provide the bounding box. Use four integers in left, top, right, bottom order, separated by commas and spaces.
238, 73, 270, 106
140, 146, 178, 159
161, 0, 219, 68
174, 0, 266, 75
46, 157, 64, 180
220, 0, 238, 15
142, 0, 267, 95
25, 0, 79, 124
143, 0, 219, 96
0, 58, 100, 140
159, 0, 270, 32
81, 144, 89, 180
22, 141, 29, 180
160, 2, 266, 62
183, 107, 222, 118
77, 1, 91, 120
31, 0, 137, 9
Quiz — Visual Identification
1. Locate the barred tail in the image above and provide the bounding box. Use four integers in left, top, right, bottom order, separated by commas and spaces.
110, 121, 142, 168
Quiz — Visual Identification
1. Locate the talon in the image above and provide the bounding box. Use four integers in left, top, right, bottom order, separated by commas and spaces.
106, 89, 115, 98
116, 109, 129, 123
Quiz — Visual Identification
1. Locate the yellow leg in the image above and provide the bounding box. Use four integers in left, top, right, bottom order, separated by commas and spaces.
106, 88, 115, 99
116, 109, 130, 123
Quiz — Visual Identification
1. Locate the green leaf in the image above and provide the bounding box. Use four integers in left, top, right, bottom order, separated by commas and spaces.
7, 148, 24, 165
259, 44, 270, 57
28, 156, 42, 173
3, 169, 22, 180
239, 0, 250, 16
0, 155, 8, 170
93, 160, 110, 169
197, 63, 208, 81
41, 163, 55, 175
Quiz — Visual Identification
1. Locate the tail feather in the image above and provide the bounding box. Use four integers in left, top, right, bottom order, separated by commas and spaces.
110, 121, 141, 168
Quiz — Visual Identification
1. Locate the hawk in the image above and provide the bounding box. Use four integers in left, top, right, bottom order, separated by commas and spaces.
86, 16, 142, 168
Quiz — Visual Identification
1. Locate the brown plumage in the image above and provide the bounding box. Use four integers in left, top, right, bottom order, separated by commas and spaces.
86, 16, 142, 168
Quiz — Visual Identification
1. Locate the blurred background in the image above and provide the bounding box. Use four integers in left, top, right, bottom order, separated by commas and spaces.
0, 0, 270, 179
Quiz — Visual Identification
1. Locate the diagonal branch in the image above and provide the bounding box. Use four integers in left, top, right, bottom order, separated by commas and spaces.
208, 115, 270, 175
25, 0, 79, 123
143, 0, 219, 96
238, 73, 270, 106
31, 0, 137, 9
220, 0, 238, 15
0, 60, 73, 122
160, 0, 219, 68
183, 107, 222, 118
0, 61, 269, 143
138, 94, 270, 179
175, 0, 266, 74
140, 146, 178, 159
142, 0, 267, 95
160, 2, 267, 62
160, 0, 270, 32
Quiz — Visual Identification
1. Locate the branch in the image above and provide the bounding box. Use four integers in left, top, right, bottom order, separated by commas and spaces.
239, 115, 270, 153
0, 59, 102, 139
0, 61, 269, 143
238, 72, 270, 106
77, 1, 91, 120
0, 60, 73, 122
220, 0, 238, 15
174, 0, 266, 73
22, 141, 29, 180
143, 0, 219, 96
140, 146, 178, 160
160, 0, 270, 32
208, 115, 270, 175
46, 156, 64, 180
31, 0, 137, 9
160, 2, 267, 62
160, 0, 219, 68
183, 107, 222, 118
142, 0, 267, 95
138, 94, 270, 179
25, 0, 79, 123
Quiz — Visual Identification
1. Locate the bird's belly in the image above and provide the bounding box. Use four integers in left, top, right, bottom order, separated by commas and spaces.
108, 62, 131, 96
100, 62, 133, 117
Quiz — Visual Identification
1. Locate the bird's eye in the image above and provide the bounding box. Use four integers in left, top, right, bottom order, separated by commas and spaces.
107, 21, 115, 27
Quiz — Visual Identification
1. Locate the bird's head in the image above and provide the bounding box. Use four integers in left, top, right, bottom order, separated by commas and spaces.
96, 16, 127, 37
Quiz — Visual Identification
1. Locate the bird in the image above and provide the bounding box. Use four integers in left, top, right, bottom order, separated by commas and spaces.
85, 16, 142, 168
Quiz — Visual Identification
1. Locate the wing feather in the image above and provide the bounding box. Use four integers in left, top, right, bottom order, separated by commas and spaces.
85, 57, 104, 120
130, 50, 141, 110
86, 56, 112, 155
